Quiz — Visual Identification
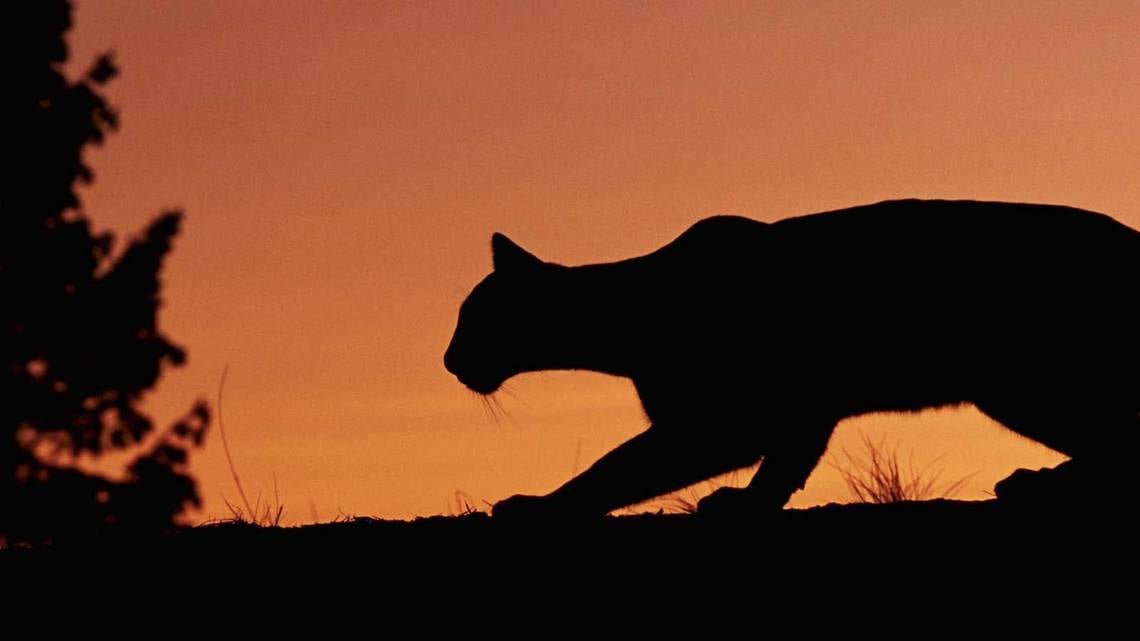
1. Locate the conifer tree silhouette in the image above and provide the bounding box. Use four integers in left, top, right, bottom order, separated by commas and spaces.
2, 1, 208, 543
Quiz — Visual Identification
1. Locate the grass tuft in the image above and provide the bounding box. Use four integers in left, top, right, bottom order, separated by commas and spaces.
829, 432, 972, 504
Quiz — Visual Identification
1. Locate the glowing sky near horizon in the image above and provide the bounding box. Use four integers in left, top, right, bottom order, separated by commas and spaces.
67, 1, 1138, 522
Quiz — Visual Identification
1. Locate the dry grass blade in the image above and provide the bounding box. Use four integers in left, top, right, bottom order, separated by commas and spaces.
217, 365, 256, 519
447, 490, 485, 516
213, 365, 285, 527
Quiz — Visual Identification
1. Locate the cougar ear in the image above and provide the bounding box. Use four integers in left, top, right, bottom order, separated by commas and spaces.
492, 232, 542, 272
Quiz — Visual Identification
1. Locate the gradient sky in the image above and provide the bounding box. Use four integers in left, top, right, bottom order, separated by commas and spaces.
68, 1, 1138, 522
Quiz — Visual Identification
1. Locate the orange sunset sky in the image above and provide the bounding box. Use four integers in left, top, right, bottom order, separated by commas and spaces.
67, 1, 1138, 522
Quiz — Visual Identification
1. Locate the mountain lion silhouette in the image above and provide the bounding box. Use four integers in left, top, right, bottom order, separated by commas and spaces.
444, 199, 1139, 518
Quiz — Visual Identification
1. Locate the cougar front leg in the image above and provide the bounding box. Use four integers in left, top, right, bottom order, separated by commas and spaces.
698, 421, 836, 515
493, 423, 760, 520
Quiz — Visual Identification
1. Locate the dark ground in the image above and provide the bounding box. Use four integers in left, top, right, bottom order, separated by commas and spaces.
4, 497, 1135, 626
5, 497, 1133, 579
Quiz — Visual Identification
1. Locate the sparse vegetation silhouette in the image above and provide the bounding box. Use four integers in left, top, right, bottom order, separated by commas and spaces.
830, 433, 971, 504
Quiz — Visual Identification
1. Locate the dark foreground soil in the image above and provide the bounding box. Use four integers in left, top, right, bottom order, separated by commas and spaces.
5, 498, 1134, 580
5, 498, 1137, 628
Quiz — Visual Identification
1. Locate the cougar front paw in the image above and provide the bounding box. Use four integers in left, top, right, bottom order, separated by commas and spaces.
697, 487, 751, 516
995, 461, 1088, 506
492, 494, 560, 521
697, 487, 780, 517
